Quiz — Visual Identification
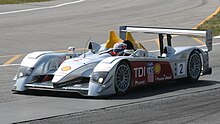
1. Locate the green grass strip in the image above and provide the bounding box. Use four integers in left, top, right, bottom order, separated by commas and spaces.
0, 0, 50, 4
198, 8, 220, 36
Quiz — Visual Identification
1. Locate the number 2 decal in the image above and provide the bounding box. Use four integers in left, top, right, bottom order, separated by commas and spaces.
177, 62, 186, 75
179, 64, 183, 74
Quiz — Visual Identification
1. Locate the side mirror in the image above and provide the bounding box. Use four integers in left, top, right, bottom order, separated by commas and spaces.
68, 46, 75, 52
68, 46, 78, 57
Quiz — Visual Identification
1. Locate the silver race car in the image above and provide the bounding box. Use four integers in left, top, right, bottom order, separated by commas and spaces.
13, 26, 212, 97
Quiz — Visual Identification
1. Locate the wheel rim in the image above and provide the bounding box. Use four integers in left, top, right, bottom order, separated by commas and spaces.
189, 53, 201, 79
115, 64, 130, 92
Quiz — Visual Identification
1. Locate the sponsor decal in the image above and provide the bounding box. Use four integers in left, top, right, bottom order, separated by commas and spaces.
131, 62, 147, 86
155, 74, 172, 81
73, 58, 83, 61
135, 80, 145, 85
147, 62, 154, 74
133, 66, 146, 78
61, 66, 71, 71
147, 68, 154, 74
147, 62, 154, 82
177, 62, 186, 75
147, 62, 153, 66
154, 63, 161, 74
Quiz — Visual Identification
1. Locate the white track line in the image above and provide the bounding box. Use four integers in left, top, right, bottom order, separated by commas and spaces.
0, 0, 85, 15
1, 42, 220, 67
0, 64, 20, 67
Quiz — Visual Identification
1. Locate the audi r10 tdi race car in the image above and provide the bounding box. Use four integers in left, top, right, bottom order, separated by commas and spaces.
13, 26, 212, 97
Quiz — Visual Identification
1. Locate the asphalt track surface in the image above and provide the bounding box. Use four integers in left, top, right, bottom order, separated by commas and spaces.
0, 0, 220, 123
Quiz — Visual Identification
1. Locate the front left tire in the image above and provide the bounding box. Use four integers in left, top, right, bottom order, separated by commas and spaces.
114, 61, 131, 94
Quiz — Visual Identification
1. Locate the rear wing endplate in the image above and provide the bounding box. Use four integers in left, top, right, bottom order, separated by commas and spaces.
119, 26, 212, 51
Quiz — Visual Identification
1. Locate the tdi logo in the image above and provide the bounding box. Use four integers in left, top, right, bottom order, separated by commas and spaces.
134, 67, 146, 78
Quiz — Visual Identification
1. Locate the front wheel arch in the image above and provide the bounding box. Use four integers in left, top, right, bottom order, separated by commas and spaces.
114, 60, 131, 95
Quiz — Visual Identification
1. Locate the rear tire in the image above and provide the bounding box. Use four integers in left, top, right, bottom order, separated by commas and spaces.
186, 50, 202, 82
114, 61, 131, 94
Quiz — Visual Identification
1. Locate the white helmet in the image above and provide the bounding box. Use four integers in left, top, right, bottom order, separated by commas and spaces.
113, 42, 127, 53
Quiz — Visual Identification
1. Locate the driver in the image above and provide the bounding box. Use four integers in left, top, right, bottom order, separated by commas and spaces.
110, 42, 127, 56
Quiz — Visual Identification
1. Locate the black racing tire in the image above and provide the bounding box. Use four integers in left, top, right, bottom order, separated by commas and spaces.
114, 61, 131, 94
186, 50, 202, 83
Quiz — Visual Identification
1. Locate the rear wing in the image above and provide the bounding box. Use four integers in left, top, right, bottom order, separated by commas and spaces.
119, 26, 212, 53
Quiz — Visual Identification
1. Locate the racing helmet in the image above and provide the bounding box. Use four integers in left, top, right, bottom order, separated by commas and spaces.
113, 42, 127, 53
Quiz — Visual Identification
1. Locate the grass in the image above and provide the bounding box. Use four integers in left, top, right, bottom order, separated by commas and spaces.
0, 0, 50, 4
198, 9, 220, 36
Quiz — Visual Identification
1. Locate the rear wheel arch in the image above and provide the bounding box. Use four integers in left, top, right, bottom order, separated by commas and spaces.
186, 49, 202, 82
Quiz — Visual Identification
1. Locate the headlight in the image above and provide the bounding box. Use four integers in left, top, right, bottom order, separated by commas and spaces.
17, 67, 34, 78
18, 72, 24, 77
91, 72, 108, 84
26, 68, 33, 75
